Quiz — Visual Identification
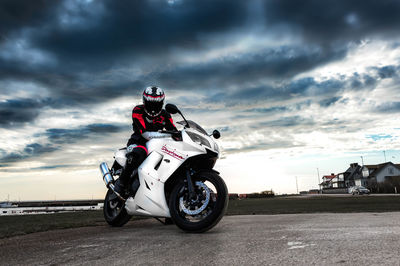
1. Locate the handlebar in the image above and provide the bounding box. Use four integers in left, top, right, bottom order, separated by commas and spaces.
159, 130, 182, 141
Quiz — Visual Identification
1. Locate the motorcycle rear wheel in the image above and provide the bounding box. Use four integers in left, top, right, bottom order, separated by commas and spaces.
169, 171, 228, 233
103, 189, 132, 227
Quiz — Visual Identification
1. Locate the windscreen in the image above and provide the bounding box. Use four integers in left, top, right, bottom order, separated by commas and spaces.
177, 120, 208, 135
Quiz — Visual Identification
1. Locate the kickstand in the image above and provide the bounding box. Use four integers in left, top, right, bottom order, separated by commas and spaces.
154, 217, 174, 225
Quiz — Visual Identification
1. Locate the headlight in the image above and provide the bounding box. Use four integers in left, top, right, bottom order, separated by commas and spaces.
186, 131, 211, 148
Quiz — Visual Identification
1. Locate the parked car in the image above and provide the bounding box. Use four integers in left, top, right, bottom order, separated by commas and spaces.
348, 186, 370, 195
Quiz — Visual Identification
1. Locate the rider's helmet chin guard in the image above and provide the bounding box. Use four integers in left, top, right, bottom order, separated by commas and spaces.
143, 86, 165, 117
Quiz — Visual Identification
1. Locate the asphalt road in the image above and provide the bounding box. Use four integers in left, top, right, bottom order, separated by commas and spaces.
1, 212, 400, 265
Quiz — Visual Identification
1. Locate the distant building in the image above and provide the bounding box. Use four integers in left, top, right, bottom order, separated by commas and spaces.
343, 163, 363, 187
229, 193, 239, 200
320, 173, 345, 189
322, 162, 400, 193
361, 162, 400, 184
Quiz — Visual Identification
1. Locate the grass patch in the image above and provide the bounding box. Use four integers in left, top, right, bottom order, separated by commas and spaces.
226, 196, 400, 215
0, 211, 105, 239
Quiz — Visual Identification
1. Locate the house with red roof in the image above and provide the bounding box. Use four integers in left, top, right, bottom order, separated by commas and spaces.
320, 173, 345, 189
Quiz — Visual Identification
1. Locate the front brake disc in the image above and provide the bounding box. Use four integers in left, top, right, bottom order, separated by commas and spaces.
179, 181, 211, 215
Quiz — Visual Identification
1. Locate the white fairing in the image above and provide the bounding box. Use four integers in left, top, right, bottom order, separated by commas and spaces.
124, 129, 219, 217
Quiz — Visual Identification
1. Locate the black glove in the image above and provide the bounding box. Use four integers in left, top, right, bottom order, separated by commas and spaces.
172, 131, 182, 141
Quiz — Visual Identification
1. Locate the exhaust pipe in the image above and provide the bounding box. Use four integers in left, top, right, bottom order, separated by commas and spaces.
99, 162, 126, 201
100, 162, 114, 187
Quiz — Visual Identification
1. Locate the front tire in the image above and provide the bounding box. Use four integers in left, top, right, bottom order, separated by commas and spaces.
103, 189, 132, 227
169, 171, 228, 233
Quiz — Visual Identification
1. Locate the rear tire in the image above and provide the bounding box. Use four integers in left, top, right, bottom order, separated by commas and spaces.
169, 171, 228, 233
103, 189, 132, 227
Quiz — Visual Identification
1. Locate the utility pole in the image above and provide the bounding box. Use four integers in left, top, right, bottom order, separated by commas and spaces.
361, 156, 364, 166
317, 168, 321, 193
383, 151, 387, 163
295, 176, 299, 194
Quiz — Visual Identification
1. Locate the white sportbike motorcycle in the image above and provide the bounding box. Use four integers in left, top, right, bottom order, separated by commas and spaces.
99, 104, 228, 233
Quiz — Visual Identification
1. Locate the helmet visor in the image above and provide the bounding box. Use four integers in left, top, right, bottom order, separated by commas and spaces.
145, 100, 163, 116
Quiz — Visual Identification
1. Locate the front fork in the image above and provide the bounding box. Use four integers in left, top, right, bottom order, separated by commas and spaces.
185, 168, 197, 200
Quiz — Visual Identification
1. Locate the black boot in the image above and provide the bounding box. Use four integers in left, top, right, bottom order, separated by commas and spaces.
130, 170, 140, 197
113, 179, 127, 198
114, 160, 135, 198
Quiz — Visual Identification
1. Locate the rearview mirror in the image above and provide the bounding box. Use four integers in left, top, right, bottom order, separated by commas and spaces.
212, 130, 221, 139
165, 103, 179, 114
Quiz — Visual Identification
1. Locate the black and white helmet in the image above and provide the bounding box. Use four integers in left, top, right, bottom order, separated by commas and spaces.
143, 86, 165, 117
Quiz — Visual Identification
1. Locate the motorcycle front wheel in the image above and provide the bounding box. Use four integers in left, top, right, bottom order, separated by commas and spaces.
169, 171, 228, 233
103, 189, 132, 227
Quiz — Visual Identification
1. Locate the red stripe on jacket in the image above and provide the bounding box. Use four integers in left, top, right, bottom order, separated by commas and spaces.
132, 113, 146, 131
135, 145, 148, 154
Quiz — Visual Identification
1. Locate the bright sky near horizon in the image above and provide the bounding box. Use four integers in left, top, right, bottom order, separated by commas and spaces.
1, 0, 400, 200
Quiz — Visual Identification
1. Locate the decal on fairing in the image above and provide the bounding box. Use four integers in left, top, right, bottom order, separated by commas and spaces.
161, 145, 185, 161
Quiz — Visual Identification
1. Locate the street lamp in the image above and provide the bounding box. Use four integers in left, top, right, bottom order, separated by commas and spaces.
317, 168, 321, 193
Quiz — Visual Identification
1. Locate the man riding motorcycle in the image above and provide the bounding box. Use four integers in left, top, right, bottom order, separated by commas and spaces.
114, 86, 177, 197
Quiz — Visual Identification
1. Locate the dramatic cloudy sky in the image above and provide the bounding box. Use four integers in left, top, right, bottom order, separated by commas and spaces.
1, 0, 400, 200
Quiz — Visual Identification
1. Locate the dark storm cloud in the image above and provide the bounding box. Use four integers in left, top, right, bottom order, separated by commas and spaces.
23, 143, 58, 156
0, 0, 57, 37
285, 77, 316, 95
26, 0, 248, 63
204, 63, 395, 107
5, 0, 399, 62
40, 79, 145, 106
157, 45, 347, 88
3, 0, 398, 123
0, 0, 248, 118
0, 98, 47, 127
44, 123, 127, 144
0, 75, 144, 128
1, 0, 400, 165
0, 123, 127, 165
319, 97, 342, 107
375, 102, 400, 113
0, 56, 145, 105
374, 65, 398, 79
0, 163, 74, 172
264, 0, 400, 44
244, 106, 288, 114
0, 43, 348, 128
31, 164, 73, 170
0, 96, 104, 128
0, 143, 58, 163
255, 116, 315, 128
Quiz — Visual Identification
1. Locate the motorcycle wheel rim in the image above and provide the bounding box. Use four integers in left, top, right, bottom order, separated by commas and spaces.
176, 178, 219, 223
